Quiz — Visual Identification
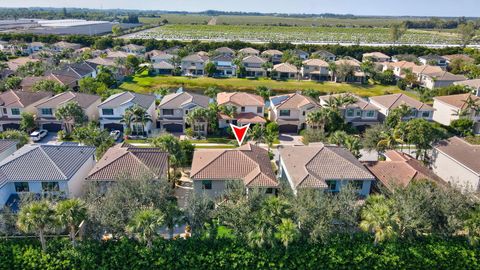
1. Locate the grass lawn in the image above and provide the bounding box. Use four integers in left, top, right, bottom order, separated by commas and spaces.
120, 74, 411, 97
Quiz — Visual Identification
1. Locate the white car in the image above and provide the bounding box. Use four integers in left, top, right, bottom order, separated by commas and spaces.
30, 130, 48, 142
110, 130, 122, 140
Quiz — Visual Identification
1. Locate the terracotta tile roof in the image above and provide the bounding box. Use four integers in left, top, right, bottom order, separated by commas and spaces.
190, 143, 278, 188
369, 93, 434, 111
215, 47, 235, 54
0, 90, 52, 108
433, 93, 479, 110
270, 93, 318, 110
36, 91, 100, 109
389, 61, 418, 69
273, 63, 298, 73
434, 137, 480, 174
242, 55, 266, 64
217, 92, 264, 107
303, 59, 329, 67
366, 150, 445, 190
335, 59, 360, 67
218, 112, 266, 124
363, 52, 390, 60
159, 92, 209, 109
86, 144, 169, 181
279, 144, 375, 189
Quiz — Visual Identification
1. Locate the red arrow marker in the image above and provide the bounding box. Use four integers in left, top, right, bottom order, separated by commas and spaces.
230, 124, 250, 146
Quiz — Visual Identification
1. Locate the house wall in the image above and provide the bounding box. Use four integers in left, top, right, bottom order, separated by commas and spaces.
193, 179, 229, 198
68, 155, 96, 198
85, 99, 101, 121
0, 182, 15, 206
431, 149, 480, 192
433, 100, 459, 126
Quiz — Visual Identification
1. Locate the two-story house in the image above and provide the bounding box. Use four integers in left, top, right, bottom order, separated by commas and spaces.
269, 93, 319, 133
418, 55, 447, 68
98, 92, 157, 135
293, 49, 309, 60
0, 90, 53, 131
217, 92, 266, 129
157, 91, 210, 134
369, 93, 434, 122
319, 94, 380, 127
301, 59, 329, 81
242, 55, 267, 78
313, 50, 336, 61
238, 47, 260, 57
35, 91, 101, 132
420, 71, 466, 90
210, 54, 236, 77
332, 59, 366, 83
51, 41, 82, 52
214, 47, 235, 57
411, 65, 444, 85
0, 144, 96, 208
272, 63, 298, 80
181, 53, 209, 76
261, 49, 284, 65
433, 93, 480, 134
382, 61, 418, 78
121, 44, 146, 55
362, 52, 390, 62
454, 79, 480, 96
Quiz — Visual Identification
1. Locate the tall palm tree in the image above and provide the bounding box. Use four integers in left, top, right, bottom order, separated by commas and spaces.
55, 101, 86, 135
377, 131, 404, 150
306, 109, 328, 132
344, 135, 362, 158
17, 201, 56, 251
120, 109, 134, 136
127, 104, 152, 136
359, 195, 397, 245
275, 218, 299, 249
248, 124, 264, 143
56, 199, 87, 247
186, 108, 208, 136
126, 208, 165, 248
456, 94, 480, 117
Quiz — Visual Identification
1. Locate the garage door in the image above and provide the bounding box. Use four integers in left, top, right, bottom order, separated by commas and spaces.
163, 123, 183, 133
42, 123, 62, 132
104, 123, 124, 132
2, 123, 20, 131
279, 124, 298, 134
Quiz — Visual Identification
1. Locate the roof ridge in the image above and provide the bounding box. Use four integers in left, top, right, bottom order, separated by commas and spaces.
88, 151, 130, 178
98, 92, 128, 107
388, 93, 404, 109
38, 146, 68, 180
190, 150, 228, 179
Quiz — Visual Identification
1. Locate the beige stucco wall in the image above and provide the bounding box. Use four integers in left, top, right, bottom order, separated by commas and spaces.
431, 149, 480, 192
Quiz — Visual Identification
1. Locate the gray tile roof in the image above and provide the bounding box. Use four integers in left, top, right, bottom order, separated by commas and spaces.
36, 91, 100, 109
159, 92, 209, 109
99, 91, 155, 109
0, 144, 95, 188
0, 90, 53, 108
0, 140, 17, 154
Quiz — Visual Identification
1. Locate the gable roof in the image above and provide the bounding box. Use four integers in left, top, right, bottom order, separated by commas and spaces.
279, 144, 375, 189
302, 58, 329, 67
122, 44, 146, 50
313, 50, 335, 58
52, 41, 82, 50
217, 92, 264, 107
0, 140, 17, 154
273, 63, 298, 73
270, 93, 318, 110
36, 91, 100, 109
190, 144, 278, 188
411, 65, 444, 75
86, 144, 168, 181
433, 93, 479, 110
335, 59, 360, 67
0, 90, 52, 108
424, 71, 466, 82
182, 54, 209, 62
99, 91, 155, 109
261, 49, 283, 56
6, 57, 39, 71
159, 92, 209, 109
239, 47, 260, 55
66, 62, 96, 77
363, 52, 390, 59
87, 57, 116, 67
0, 144, 95, 188
455, 79, 480, 90
369, 93, 434, 111
434, 137, 480, 175
215, 47, 235, 54
242, 55, 266, 64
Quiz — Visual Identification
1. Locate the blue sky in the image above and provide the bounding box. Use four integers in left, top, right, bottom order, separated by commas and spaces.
0, 0, 477, 17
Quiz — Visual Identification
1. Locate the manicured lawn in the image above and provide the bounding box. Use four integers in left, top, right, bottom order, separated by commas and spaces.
119, 74, 410, 97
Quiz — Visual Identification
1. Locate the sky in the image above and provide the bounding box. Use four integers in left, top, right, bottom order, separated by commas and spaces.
0, 0, 477, 17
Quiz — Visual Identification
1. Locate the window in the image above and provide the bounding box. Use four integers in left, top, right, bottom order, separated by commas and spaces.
265, 188, 274, 194
42, 182, 59, 192
241, 107, 246, 112
162, 109, 174, 116
2, 108, 7, 114
326, 180, 337, 191
302, 111, 306, 116
366, 110, 375, 118
279, 110, 290, 117
11, 108, 20, 115
14, 182, 29, 192
257, 107, 263, 114
353, 181, 363, 190
102, 108, 114, 115
201, 180, 212, 190
41, 108, 53, 115
422, 111, 430, 118
346, 109, 354, 117
356, 110, 361, 117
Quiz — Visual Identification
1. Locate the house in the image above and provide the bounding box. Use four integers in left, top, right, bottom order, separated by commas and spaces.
293, 49, 309, 60
278, 144, 375, 197
431, 137, 480, 193
86, 57, 128, 80
269, 93, 318, 133
0, 140, 18, 161
51, 41, 82, 52
411, 65, 444, 84
121, 44, 146, 55
27, 42, 45, 53
19, 76, 47, 91
6, 57, 40, 71
190, 143, 278, 198
43, 62, 97, 89
150, 52, 174, 64
261, 49, 284, 64
418, 55, 447, 68
210, 54, 236, 77
238, 47, 260, 56
319, 94, 380, 127
312, 50, 336, 61
242, 55, 267, 77
214, 47, 235, 57
152, 61, 175, 75
455, 79, 480, 96
391, 54, 418, 63
272, 63, 298, 80
157, 92, 210, 134
0, 144, 96, 208
217, 92, 266, 129
0, 90, 53, 131
442, 54, 474, 65
433, 93, 480, 134
35, 91, 101, 132
366, 150, 445, 192
362, 52, 390, 62
332, 59, 366, 83
382, 61, 418, 78
98, 91, 156, 135
105, 50, 133, 59
86, 144, 169, 184
369, 93, 434, 121
420, 71, 466, 90
301, 59, 329, 81
181, 53, 209, 76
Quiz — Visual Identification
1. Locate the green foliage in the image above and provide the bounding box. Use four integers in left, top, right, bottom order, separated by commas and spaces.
3, 76, 22, 90
19, 112, 36, 133
55, 101, 86, 134
450, 118, 475, 137
255, 86, 273, 101
71, 123, 115, 158
203, 86, 220, 99
78, 77, 109, 96
204, 62, 217, 77
0, 130, 29, 148
32, 79, 68, 94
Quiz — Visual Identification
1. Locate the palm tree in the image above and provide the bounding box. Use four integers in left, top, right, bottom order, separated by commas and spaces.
55, 101, 86, 135
163, 201, 183, 239
377, 131, 404, 150
120, 109, 134, 136
56, 199, 87, 247
306, 109, 329, 132
127, 104, 152, 136
155, 87, 170, 99
17, 201, 56, 251
126, 208, 165, 248
396, 103, 413, 119
456, 94, 480, 117
204, 86, 220, 100
275, 218, 299, 249
248, 124, 264, 143
186, 108, 208, 136
344, 135, 362, 158
328, 62, 337, 82
359, 195, 397, 245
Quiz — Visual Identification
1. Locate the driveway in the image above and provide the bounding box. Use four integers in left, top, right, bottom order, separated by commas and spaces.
279, 133, 304, 145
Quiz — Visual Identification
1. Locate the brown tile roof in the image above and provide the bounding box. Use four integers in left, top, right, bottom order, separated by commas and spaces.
455, 79, 480, 89
366, 150, 445, 190
159, 92, 209, 109
87, 57, 117, 67
389, 61, 418, 69
424, 71, 466, 82
363, 52, 390, 60
302, 59, 329, 67
86, 144, 169, 181
190, 143, 278, 188
261, 49, 283, 56
335, 59, 360, 67
182, 53, 209, 62
434, 137, 480, 174
239, 47, 260, 55
411, 65, 443, 75
242, 55, 266, 64
273, 63, 298, 73
20, 76, 47, 90
217, 92, 264, 107
215, 47, 235, 54
270, 93, 318, 110
7, 57, 39, 71
218, 112, 266, 124
36, 91, 100, 109
433, 93, 479, 110
0, 90, 53, 108
369, 93, 434, 111
279, 144, 375, 189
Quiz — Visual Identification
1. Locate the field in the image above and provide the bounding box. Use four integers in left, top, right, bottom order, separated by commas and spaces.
119, 74, 410, 97
125, 24, 464, 45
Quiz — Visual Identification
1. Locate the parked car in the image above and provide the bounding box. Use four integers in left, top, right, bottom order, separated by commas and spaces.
109, 130, 122, 140
30, 130, 48, 142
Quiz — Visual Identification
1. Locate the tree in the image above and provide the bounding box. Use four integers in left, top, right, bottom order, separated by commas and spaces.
377, 130, 404, 151
204, 62, 217, 77
275, 218, 299, 249
450, 118, 475, 136
32, 79, 68, 93
112, 24, 123, 36
335, 62, 355, 82
184, 194, 214, 235
0, 130, 29, 148
124, 104, 152, 136
78, 77, 108, 96
362, 125, 388, 153
203, 86, 220, 99
19, 112, 36, 133
384, 104, 413, 129
152, 134, 185, 175
17, 200, 56, 251
4, 76, 22, 90
56, 199, 87, 247
96, 68, 116, 87
185, 108, 208, 137
464, 206, 480, 246
302, 89, 322, 100
125, 55, 140, 71
248, 124, 264, 143
403, 119, 446, 160
55, 101, 86, 135
72, 123, 115, 158
255, 86, 272, 101
306, 109, 328, 132
390, 23, 407, 45
360, 195, 397, 245
126, 208, 165, 248
458, 22, 476, 48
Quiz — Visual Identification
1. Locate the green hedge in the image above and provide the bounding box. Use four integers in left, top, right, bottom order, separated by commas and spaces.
0, 235, 479, 270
